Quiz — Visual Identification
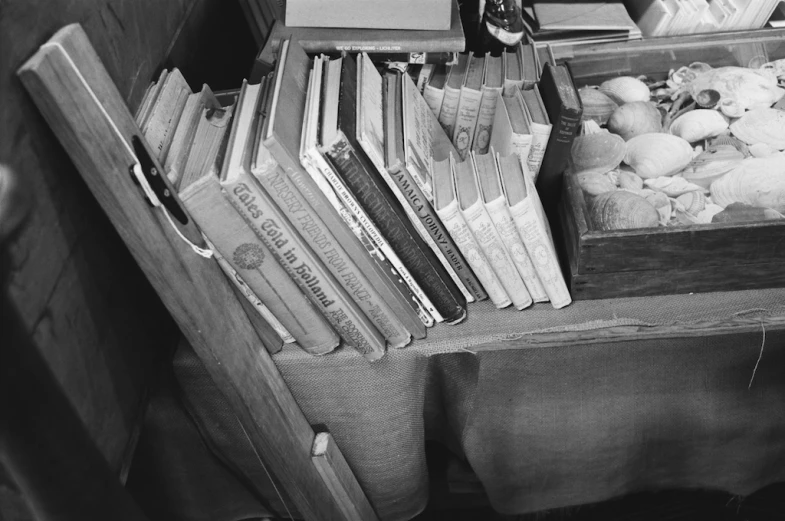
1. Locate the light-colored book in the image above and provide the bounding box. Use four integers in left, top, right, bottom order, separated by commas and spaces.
503, 45, 524, 96
489, 92, 533, 173
455, 154, 532, 310
165, 85, 221, 186
434, 156, 509, 308
497, 153, 572, 309
437, 52, 469, 138
452, 53, 485, 159
140, 68, 191, 164
472, 53, 503, 154
422, 62, 449, 119
475, 152, 548, 302
519, 86, 552, 182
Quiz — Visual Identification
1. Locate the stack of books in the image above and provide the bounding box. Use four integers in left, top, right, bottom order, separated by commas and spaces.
522, 0, 642, 46
138, 38, 573, 361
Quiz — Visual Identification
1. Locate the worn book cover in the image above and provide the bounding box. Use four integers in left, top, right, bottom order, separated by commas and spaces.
472, 53, 503, 154
489, 92, 533, 172
437, 52, 469, 139
286, 0, 451, 30
422, 62, 449, 119
452, 53, 485, 159
140, 68, 191, 165
519, 86, 552, 182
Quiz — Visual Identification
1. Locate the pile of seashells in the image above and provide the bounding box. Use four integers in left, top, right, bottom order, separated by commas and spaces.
571, 60, 785, 231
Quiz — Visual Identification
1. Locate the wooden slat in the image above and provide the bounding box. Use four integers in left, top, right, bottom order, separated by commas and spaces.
18, 23, 369, 521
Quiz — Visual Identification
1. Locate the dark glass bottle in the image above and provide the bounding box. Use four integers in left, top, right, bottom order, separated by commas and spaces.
477, 0, 525, 55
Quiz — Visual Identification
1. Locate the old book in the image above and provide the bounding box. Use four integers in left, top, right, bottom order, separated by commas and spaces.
452, 53, 485, 159
455, 154, 532, 310
179, 119, 339, 354
475, 152, 548, 302
415, 64, 435, 93
433, 156, 509, 308
397, 71, 486, 302
260, 40, 416, 347
489, 92, 533, 173
497, 152, 571, 309
139, 68, 191, 164
503, 44, 524, 95
136, 68, 168, 128
422, 62, 449, 119
222, 79, 386, 361
536, 61, 583, 214
521, 39, 540, 90
320, 52, 467, 324
306, 57, 434, 330
472, 53, 504, 154
286, 0, 451, 30
519, 86, 552, 182
437, 52, 469, 139
164, 84, 221, 186
177, 103, 235, 195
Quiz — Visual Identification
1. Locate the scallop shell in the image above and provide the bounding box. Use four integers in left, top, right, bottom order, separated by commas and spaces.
570, 131, 626, 174
576, 171, 617, 196
710, 157, 785, 211
599, 76, 651, 105
687, 66, 785, 117
618, 170, 644, 192
675, 191, 707, 216
607, 101, 663, 141
729, 108, 785, 150
579, 88, 619, 125
668, 109, 729, 142
589, 190, 660, 231
623, 133, 694, 178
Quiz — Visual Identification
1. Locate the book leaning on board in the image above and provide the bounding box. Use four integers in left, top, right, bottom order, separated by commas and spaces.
474, 152, 548, 303
433, 155, 510, 309
395, 70, 487, 302
319, 51, 467, 324
519, 86, 552, 182
454, 154, 533, 310
259, 38, 419, 346
497, 153, 572, 309
471, 53, 503, 154
304, 55, 434, 329
221, 79, 387, 361
452, 53, 485, 159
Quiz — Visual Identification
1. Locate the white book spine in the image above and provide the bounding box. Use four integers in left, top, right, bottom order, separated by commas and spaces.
437, 85, 462, 137
452, 87, 483, 159
423, 84, 446, 119
462, 200, 532, 310
511, 132, 534, 172
472, 86, 502, 154
436, 199, 510, 308
527, 121, 551, 182
508, 198, 572, 309
307, 150, 439, 325
485, 196, 548, 302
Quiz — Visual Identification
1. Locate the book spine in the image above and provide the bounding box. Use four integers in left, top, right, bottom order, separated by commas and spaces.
255, 161, 411, 349
452, 87, 483, 159
181, 176, 339, 354
537, 108, 581, 209
224, 174, 386, 360
462, 200, 532, 310
386, 164, 488, 301
422, 84, 446, 119
308, 150, 437, 327
436, 199, 510, 308
509, 199, 572, 309
527, 122, 551, 182
511, 132, 534, 171
324, 136, 466, 324
472, 86, 502, 154
437, 85, 461, 137
485, 196, 548, 302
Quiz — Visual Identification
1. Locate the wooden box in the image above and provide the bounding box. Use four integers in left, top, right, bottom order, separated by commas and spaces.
554, 29, 785, 300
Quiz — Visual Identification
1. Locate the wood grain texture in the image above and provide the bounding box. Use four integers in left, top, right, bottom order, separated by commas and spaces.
18, 23, 365, 521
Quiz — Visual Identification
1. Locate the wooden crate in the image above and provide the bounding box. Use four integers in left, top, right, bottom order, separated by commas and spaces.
554, 29, 785, 300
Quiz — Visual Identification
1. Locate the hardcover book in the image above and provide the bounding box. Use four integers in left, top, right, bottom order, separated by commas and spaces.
221, 79, 386, 360
286, 0, 451, 31
139, 68, 191, 167
519, 86, 552, 182
437, 52, 469, 139
472, 53, 503, 154
497, 153, 571, 309
259, 39, 414, 348
320, 52, 467, 324
422, 62, 449, 119
433, 156, 509, 308
503, 44, 524, 95
452, 53, 485, 159
489, 92, 533, 173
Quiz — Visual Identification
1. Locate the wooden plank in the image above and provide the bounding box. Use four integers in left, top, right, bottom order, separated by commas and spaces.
312, 433, 380, 521
18, 23, 367, 521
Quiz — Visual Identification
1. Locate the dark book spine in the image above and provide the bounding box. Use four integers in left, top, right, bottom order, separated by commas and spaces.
325, 136, 467, 323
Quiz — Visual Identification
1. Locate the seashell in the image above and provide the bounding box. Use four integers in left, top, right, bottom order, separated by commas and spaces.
607, 101, 663, 141
576, 172, 617, 196
748, 142, 779, 158
578, 88, 618, 125
695, 203, 724, 224
624, 133, 694, 178
644, 176, 706, 197
570, 131, 626, 175
710, 157, 785, 211
680, 146, 742, 189
589, 190, 660, 231
711, 202, 785, 224
599, 76, 651, 105
675, 191, 707, 216
645, 191, 672, 225
708, 135, 750, 157
689, 62, 713, 74
729, 108, 785, 150
760, 58, 785, 80
694, 89, 721, 109
668, 109, 728, 142
618, 170, 644, 192
687, 66, 785, 117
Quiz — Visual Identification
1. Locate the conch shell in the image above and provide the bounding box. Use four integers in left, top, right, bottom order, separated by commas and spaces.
624, 133, 694, 178
607, 101, 662, 141
578, 87, 618, 125
668, 109, 728, 142
589, 189, 660, 231
710, 157, 785, 211
599, 76, 651, 105
570, 130, 626, 175
729, 108, 785, 150
687, 66, 785, 118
